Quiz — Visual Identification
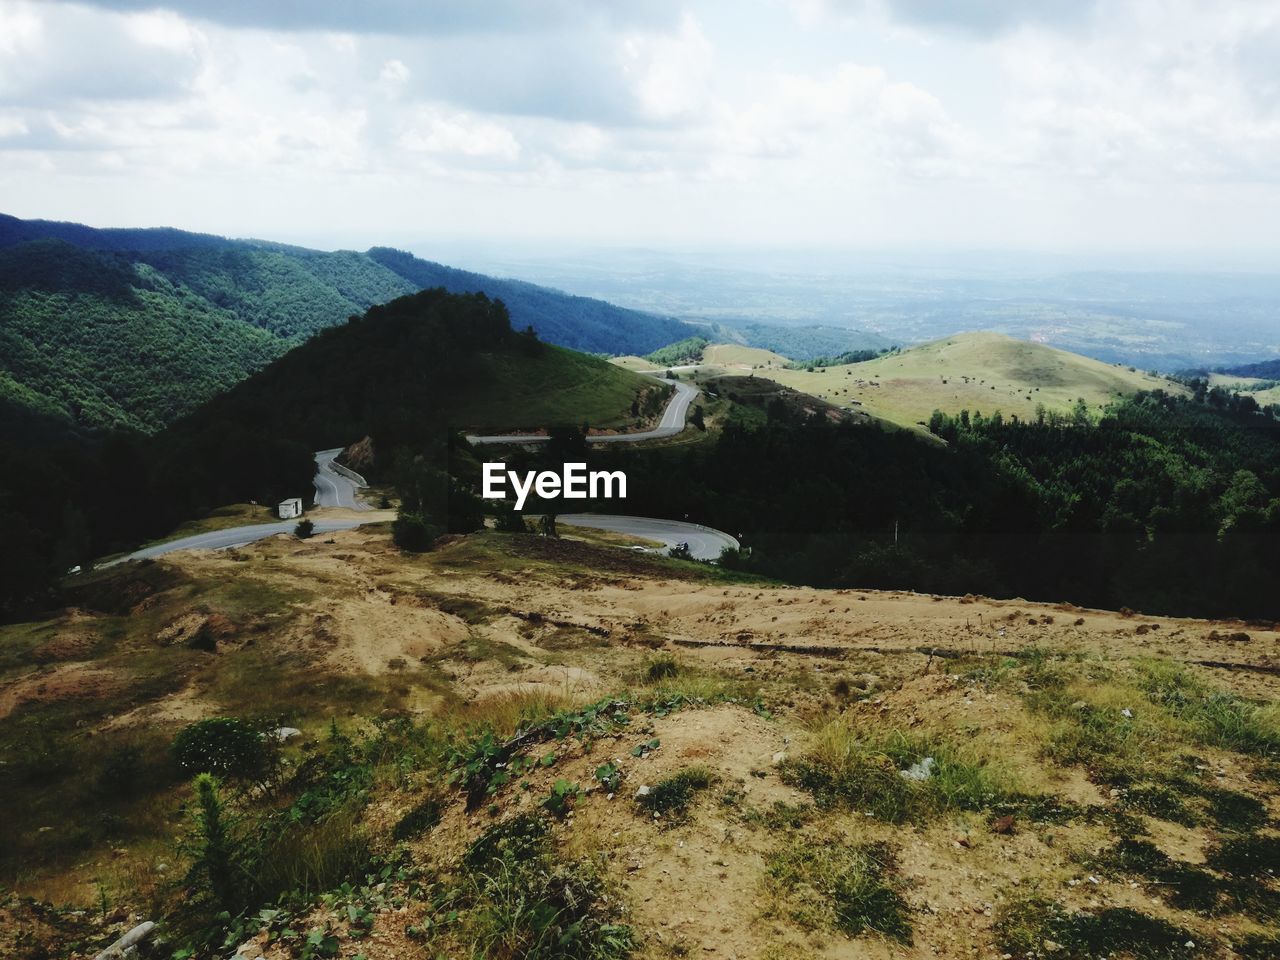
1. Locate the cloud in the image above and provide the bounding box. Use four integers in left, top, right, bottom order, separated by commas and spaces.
0, 2, 205, 105
795, 0, 1098, 36
61, 0, 680, 35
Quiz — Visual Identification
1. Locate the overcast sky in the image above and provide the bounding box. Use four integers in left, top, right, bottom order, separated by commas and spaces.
1, 0, 1279, 261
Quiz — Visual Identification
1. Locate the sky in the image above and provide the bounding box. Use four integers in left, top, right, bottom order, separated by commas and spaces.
1, 0, 1279, 261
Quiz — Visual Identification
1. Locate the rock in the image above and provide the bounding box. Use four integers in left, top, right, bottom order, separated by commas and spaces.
991, 815, 1016, 835
1042, 938, 1063, 953
634, 785, 651, 799
93, 921, 156, 960
900, 757, 935, 781
771, 750, 787, 765
272, 727, 302, 743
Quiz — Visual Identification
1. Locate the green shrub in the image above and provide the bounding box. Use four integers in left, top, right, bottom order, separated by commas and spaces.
637, 767, 715, 821
255, 804, 371, 902
392, 511, 441, 552
294, 518, 314, 539
994, 897, 1197, 960
644, 657, 679, 683
181, 774, 252, 915
766, 839, 911, 942
172, 717, 274, 781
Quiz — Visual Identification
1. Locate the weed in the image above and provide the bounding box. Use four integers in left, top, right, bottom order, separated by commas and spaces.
781, 722, 1013, 822
541, 779, 582, 818
994, 896, 1197, 959
765, 839, 911, 943
256, 804, 371, 902
637, 767, 715, 821
464, 815, 548, 872
1238, 931, 1280, 959
645, 656, 680, 683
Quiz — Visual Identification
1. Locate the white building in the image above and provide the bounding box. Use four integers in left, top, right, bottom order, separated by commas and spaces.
278, 497, 303, 520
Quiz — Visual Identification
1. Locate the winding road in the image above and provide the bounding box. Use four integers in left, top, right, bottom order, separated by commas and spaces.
103, 380, 737, 565
557, 514, 738, 561
313, 448, 370, 509
467, 379, 698, 446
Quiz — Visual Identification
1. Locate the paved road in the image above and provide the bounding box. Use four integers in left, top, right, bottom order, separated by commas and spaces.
467, 379, 698, 446
557, 514, 739, 561
314, 448, 369, 509
104, 519, 372, 566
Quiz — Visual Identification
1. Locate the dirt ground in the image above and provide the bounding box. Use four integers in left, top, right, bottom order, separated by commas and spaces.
2, 525, 1278, 959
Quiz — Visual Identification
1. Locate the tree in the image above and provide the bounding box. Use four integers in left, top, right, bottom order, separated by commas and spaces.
690, 404, 706, 431
294, 518, 314, 539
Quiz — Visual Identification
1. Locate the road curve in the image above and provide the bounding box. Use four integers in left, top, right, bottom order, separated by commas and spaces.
467, 379, 698, 446
104, 519, 373, 566
314, 448, 369, 509
557, 513, 739, 561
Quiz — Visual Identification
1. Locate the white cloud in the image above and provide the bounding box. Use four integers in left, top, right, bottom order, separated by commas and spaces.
1, 0, 1279, 255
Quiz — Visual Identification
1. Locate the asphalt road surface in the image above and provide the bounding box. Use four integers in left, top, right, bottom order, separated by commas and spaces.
557, 513, 739, 561
105, 519, 370, 566
467, 379, 698, 446
313, 448, 369, 509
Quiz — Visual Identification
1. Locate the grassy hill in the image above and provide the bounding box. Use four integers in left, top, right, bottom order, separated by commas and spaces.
4, 528, 1280, 959
760, 331, 1184, 430
1209, 373, 1280, 407
0, 214, 698, 440
701, 343, 791, 369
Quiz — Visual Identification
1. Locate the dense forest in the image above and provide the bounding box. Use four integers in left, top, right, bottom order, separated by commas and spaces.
0, 214, 699, 439
644, 336, 709, 365
0, 289, 662, 618
508, 391, 1280, 620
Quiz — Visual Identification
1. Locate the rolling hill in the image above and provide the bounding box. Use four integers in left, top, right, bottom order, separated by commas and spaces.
0, 214, 697, 440
0, 288, 668, 615
758, 331, 1185, 430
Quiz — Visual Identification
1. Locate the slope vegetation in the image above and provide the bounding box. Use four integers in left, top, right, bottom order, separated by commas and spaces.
4, 528, 1279, 960
0, 214, 698, 439
761, 331, 1184, 430
0, 289, 665, 615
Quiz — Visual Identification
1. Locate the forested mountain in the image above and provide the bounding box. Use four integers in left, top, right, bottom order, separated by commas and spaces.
0, 214, 698, 440
0, 288, 659, 617
0, 240, 283, 435
1223, 358, 1280, 379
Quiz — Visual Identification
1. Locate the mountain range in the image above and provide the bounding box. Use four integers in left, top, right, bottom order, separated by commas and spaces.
0, 213, 697, 439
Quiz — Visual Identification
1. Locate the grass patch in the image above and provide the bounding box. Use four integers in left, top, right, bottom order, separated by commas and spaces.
636, 766, 715, 821
765, 839, 911, 943
994, 897, 1198, 959
780, 721, 1015, 822
454, 814, 633, 960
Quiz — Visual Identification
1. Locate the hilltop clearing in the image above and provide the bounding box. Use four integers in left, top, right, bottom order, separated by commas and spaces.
2, 526, 1279, 959
757, 332, 1184, 431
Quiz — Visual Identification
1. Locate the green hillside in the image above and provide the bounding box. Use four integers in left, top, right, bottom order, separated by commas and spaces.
0, 215, 699, 439
0, 288, 664, 615
761, 331, 1184, 430
0, 240, 283, 433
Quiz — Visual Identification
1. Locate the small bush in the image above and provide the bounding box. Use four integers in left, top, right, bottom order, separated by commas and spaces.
781, 723, 1012, 823
393, 511, 441, 552
255, 804, 371, 901
638, 767, 715, 821
172, 717, 274, 781
766, 839, 911, 942
645, 657, 679, 683
994, 897, 1197, 960
294, 518, 314, 539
